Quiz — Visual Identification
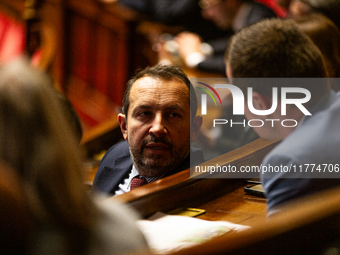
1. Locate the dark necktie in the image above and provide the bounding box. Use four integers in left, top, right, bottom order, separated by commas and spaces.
130, 176, 147, 190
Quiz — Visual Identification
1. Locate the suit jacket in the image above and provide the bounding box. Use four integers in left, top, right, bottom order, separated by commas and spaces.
198, 0, 277, 74
92, 140, 205, 195
261, 91, 340, 214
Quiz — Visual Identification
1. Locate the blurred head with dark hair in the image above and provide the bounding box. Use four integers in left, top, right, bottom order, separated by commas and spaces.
225, 18, 328, 140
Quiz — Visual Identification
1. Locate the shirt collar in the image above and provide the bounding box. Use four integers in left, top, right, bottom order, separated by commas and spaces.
131, 165, 165, 183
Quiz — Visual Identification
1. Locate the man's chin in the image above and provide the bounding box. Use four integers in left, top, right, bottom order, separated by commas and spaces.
143, 159, 173, 170
143, 148, 171, 158
137, 159, 176, 177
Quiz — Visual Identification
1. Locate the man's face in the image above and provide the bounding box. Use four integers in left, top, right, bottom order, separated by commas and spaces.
244, 100, 297, 141
200, 0, 237, 30
118, 76, 193, 177
226, 63, 287, 141
289, 0, 313, 18
243, 104, 277, 140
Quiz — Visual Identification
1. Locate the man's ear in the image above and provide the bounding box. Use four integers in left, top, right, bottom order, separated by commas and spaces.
191, 115, 203, 142
118, 113, 128, 140
245, 92, 273, 120
252, 92, 273, 111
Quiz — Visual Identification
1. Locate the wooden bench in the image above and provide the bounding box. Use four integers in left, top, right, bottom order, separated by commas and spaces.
169, 184, 340, 255
112, 138, 279, 219
111, 136, 340, 255
116, 136, 340, 255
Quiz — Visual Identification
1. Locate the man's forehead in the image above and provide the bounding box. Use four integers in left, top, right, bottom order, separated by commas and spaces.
128, 76, 190, 109
131, 76, 189, 93
132, 102, 187, 112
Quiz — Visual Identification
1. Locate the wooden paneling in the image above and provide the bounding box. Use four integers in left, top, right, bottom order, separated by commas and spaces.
0, 0, 149, 133
68, 13, 91, 83
64, 0, 141, 106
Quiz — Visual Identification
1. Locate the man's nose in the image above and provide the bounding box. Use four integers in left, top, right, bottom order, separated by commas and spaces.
149, 114, 167, 137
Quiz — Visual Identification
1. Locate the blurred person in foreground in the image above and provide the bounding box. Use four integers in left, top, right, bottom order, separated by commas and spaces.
225, 18, 340, 215
0, 58, 149, 255
0, 161, 31, 255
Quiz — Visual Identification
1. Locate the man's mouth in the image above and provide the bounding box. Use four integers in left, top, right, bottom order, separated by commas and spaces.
145, 143, 169, 150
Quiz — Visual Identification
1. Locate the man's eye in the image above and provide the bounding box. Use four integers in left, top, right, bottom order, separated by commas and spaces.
169, 112, 181, 118
138, 112, 150, 117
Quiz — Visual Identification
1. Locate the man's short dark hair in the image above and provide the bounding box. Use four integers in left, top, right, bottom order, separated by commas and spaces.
225, 18, 326, 79
122, 64, 197, 118
225, 18, 329, 102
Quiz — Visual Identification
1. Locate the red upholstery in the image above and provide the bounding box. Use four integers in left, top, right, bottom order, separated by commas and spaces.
0, 12, 25, 63
256, 0, 287, 17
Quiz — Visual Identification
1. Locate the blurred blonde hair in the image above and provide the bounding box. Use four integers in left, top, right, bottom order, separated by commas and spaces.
0, 58, 98, 252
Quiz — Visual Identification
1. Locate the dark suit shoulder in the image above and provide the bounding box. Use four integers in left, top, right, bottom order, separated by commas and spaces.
247, 1, 277, 25
92, 140, 132, 195
101, 140, 130, 161
97, 140, 132, 173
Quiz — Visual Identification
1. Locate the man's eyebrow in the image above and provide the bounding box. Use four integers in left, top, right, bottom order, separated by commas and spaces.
132, 104, 186, 112
166, 104, 186, 112
130, 105, 152, 114
134, 105, 152, 109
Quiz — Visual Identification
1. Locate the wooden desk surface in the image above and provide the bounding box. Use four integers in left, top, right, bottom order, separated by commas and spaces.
195, 183, 267, 226
113, 139, 278, 222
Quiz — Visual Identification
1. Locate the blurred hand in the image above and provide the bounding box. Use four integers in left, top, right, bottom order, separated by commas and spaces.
155, 41, 173, 65
175, 32, 203, 59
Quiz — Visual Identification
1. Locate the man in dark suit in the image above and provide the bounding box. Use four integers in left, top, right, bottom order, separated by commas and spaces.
225, 18, 340, 215
175, 0, 277, 74
92, 65, 204, 195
